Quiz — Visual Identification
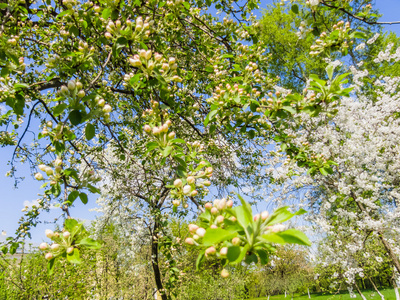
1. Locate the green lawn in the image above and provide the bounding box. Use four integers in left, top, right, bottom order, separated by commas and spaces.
250, 288, 396, 300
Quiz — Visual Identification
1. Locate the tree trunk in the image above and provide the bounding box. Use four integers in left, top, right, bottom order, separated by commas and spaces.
151, 222, 167, 300
368, 277, 384, 300
378, 232, 400, 274
354, 282, 367, 300
308, 287, 311, 299
285, 291, 287, 298
393, 277, 400, 300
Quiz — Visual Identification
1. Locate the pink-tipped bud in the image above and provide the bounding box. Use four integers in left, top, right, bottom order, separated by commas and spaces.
205, 246, 216, 256
230, 216, 237, 222
190, 190, 198, 197
187, 176, 195, 184
165, 120, 172, 126
45, 229, 54, 238
210, 224, 218, 229
45, 252, 53, 260
271, 224, 285, 233
172, 200, 180, 206
63, 231, 70, 239
188, 224, 199, 233
196, 228, 206, 237
221, 269, 229, 278
204, 180, 211, 186
216, 215, 224, 224
152, 127, 160, 135
205, 203, 212, 210
185, 237, 194, 245
227, 200, 233, 208
211, 207, 218, 215
220, 247, 228, 256
193, 234, 200, 240
254, 214, 260, 221
261, 211, 269, 221
174, 179, 183, 188
39, 243, 48, 250
66, 247, 74, 254
232, 237, 241, 246
50, 243, 60, 251
168, 132, 176, 139
144, 125, 151, 133
183, 185, 192, 195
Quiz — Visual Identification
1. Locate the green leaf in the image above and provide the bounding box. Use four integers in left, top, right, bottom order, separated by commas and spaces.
226, 246, 241, 262
257, 249, 269, 265
202, 228, 237, 246
79, 193, 88, 204
291, 4, 299, 14
196, 252, 205, 271
326, 64, 334, 81
67, 248, 81, 264
276, 229, 311, 246
69, 110, 82, 126
85, 123, 95, 140
53, 103, 68, 116
102, 8, 112, 19
69, 25, 79, 37
47, 258, 55, 275
67, 190, 80, 204
266, 206, 307, 226
231, 244, 249, 265
204, 109, 218, 126
65, 219, 78, 231
13, 83, 29, 89
78, 238, 102, 249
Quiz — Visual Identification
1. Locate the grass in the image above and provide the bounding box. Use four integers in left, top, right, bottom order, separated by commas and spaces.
250, 288, 397, 300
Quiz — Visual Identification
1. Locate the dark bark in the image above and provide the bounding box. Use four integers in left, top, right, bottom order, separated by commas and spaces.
151, 221, 167, 300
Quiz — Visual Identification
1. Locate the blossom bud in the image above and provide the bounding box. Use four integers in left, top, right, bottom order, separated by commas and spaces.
162, 63, 169, 70
196, 227, 206, 237
154, 53, 163, 61
218, 198, 227, 210
35, 173, 44, 180
261, 211, 269, 220
54, 158, 62, 166
50, 243, 60, 251
206, 167, 213, 174
232, 237, 241, 246
172, 200, 180, 206
45, 253, 53, 260
168, 132, 176, 139
210, 224, 218, 229
63, 231, 70, 239
271, 224, 285, 233
77, 90, 85, 98
205, 203, 212, 210
230, 216, 237, 222
39, 243, 48, 250
220, 247, 228, 256
227, 200, 233, 208
203, 180, 211, 187
254, 214, 260, 221
190, 190, 198, 197
67, 80, 76, 90
205, 246, 216, 256
38, 164, 47, 172
221, 269, 229, 278
211, 207, 218, 215
66, 247, 74, 254
169, 57, 176, 65
216, 215, 224, 224
129, 57, 142, 67
152, 127, 160, 135
103, 104, 112, 113
45, 229, 54, 238
105, 32, 112, 39
136, 16, 143, 27
187, 176, 195, 184
97, 99, 105, 107
183, 185, 192, 195
47, 121, 53, 128
145, 50, 152, 60
193, 234, 199, 240
188, 224, 199, 233
144, 125, 151, 133
93, 5, 101, 12
174, 179, 183, 188
185, 237, 194, 245
45, 167, 53, 176
61, 85, 69, 95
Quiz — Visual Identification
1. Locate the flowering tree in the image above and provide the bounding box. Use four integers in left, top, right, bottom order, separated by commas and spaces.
1, 0, 398, 297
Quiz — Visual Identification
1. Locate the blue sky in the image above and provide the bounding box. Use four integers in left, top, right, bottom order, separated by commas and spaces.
1, 0, 400, 246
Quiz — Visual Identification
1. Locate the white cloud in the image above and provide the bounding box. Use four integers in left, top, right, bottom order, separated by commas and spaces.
23, 199, 40, 208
